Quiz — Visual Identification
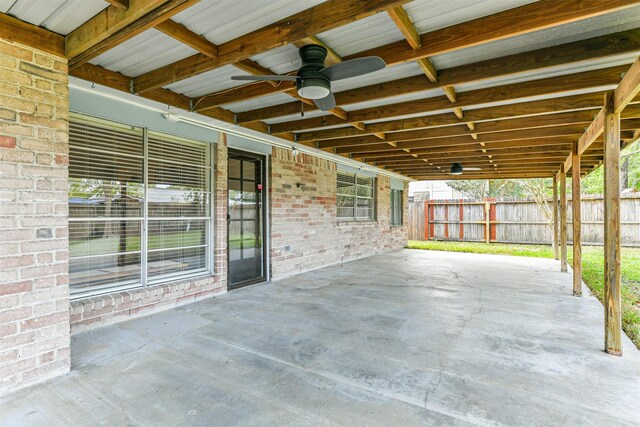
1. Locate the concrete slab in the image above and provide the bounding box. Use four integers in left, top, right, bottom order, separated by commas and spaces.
1, 249, 639, 426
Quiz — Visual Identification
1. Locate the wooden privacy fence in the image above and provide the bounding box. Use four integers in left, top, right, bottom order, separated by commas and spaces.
408, 194, 640, 246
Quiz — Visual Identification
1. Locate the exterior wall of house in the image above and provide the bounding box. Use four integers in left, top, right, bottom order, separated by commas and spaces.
68, 134, 229, 333
0, 39, 71, 395
269, 147, 408, 278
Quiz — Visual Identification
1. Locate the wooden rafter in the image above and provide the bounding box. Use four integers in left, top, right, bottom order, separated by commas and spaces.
105, 0, 129, 9
0, 13, 64, 56
132, 0, 410, 93
347, 0, 640, 66
66, 0, 199, 68
244, 65, 627, 126
193, 28, 640, 114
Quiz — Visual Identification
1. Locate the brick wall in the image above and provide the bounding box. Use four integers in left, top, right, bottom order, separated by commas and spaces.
69, 133, 229, 333
269, 147, 408, 278
0, 39, 70, 395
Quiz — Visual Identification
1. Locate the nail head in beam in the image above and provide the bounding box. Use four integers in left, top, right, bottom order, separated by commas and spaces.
603, 90, 623, 356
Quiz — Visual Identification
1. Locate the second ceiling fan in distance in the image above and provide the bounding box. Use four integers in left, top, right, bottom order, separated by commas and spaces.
231, 44, 386, 111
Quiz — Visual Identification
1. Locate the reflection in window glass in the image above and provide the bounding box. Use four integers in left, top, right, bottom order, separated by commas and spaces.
337, 171, 375, 221
68, 115, 212, 297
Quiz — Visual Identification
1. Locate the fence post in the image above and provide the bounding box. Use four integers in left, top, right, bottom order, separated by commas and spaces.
444, 202, 449, 239
484, 200, 490, 244
429, 201, 435, 239
459, 199, 464, 241
424, 200, 429, 240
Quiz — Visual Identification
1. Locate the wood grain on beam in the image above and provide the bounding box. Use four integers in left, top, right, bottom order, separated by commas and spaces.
199, 28, 640, 114
416, 58, 438, 82
614, 56, 640, 113
155, 19, 218, 57
106, 0, 129, 9
66, 0, 199, 67
289, 92, 605, 138
387, 6, 420, 49
346, 0, 640, 65
254, 65, 626, 126
0, 12, 64, 56
577, 108, 605, 155
133, 0, 409, 93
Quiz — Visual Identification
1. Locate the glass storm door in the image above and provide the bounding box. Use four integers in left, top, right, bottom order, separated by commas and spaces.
227, 150, 265, 287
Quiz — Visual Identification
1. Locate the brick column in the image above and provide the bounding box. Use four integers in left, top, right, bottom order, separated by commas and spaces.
214, 133, 228, 286
0, 39, 70, 395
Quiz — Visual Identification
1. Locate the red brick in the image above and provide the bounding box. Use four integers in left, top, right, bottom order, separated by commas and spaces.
0, 135, 16, 149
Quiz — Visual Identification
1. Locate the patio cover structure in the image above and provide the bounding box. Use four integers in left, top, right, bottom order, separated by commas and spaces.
1, 0, 640, 395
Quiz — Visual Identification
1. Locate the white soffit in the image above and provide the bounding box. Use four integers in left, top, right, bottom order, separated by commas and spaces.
0, 0, 107, 35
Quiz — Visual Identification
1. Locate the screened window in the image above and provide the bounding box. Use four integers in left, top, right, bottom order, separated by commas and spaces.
391, 189, 403, 226
337, 171, 375, 221
68, 115, 212, 297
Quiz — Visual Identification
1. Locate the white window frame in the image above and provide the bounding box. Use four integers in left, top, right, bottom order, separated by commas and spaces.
68, 114, 215, 299
390, 189, 403, 226
337, 171, 376, 221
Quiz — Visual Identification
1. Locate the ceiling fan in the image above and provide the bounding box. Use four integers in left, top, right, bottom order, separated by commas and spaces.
450, 162, 482, 175
230, 44, 386, 111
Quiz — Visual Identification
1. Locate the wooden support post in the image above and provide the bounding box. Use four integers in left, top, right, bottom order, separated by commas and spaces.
484, 201, 490, 244
560, 166, 568, 272
488, 199, 497, 241
603, 91, 622, 356
459, 199, 464, 241
572, 143, 582, 296
424, 200, 430, 240
553, 175, 559, 260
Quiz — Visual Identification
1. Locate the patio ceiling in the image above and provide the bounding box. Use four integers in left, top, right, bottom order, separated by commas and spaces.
2, 0, 640, 180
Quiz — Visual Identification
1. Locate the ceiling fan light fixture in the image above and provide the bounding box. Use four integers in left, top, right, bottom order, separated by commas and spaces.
297, 77, 330, 100
450, 162, 464, 175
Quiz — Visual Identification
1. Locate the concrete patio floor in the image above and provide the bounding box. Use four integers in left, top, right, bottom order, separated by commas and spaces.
1, 249, 639, 426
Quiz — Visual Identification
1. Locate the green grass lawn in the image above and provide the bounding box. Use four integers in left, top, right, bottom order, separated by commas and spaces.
407, 240, 640, 349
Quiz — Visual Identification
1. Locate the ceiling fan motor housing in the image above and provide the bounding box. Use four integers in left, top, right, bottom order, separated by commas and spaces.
296, 44, 331, 99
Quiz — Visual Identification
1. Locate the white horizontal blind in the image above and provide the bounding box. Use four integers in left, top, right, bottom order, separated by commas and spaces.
147, 132, 211, 281
68, 117, 144, 295
391, 189, 403, 225
68, 115, 213, 298
337, 171, 375, 221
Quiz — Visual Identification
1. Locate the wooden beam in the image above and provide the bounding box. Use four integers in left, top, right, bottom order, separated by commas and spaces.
443, 86, 457, 103
155, 19, 218, 57
577, 108, 606, 155
316, 110, 598, 148
106, 0, 129, 9
286, 92, 605, 138
0, 12, 64, 57
387, 6, 420, 49
560, 165, 568, 272
66, 0, 198, 68
603, 90, 622, 356
614, 56, 640, 113
200, 28, 640, 114
553, 174, 559, 260
133, 0, 409, 93
346, 0, 640, 66
416, 58, 438, 82
246, 64, 626, 125
564, 152, 573, 173
572, 142, 582, 296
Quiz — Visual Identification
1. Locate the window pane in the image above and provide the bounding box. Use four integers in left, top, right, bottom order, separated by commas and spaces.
357, 185, 373, 198
69, 117, 144, 294
148, 220, 207, 250
70, 253, 141, 293
148, 246, 207, 279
